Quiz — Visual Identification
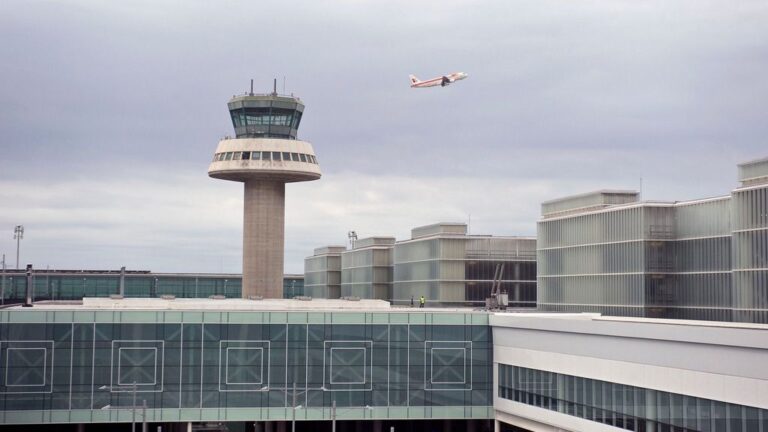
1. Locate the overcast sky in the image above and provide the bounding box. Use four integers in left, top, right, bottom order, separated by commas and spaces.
1, 0, 767, 273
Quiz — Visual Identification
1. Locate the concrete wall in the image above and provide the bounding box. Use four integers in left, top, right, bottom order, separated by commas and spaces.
491, 313, 768, 431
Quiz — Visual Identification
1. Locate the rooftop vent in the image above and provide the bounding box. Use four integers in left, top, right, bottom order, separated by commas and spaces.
293, 296, 313, 301
341, 296, 361, 301
411, 222, 467, 239
248, 295, 264, 301
161, 294, 176, 300
738, 156, 768, 187
209, 295, 226, 300
109, 294, 124, 300
541, 190, 639, 218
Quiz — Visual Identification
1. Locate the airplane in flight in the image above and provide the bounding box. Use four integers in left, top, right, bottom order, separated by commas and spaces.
409, 72, 468, 88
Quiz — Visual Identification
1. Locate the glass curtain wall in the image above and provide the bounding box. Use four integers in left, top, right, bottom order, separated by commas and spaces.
304, 248, 344, 299
538, 205, 648, 317
498, 364, 768, 432
394, 236, 537, 308
732, 184, 768, 323
341, 245, 394, 300
0, 310, 492, 424
538, 196, 755, 322
0, 273, 244, 303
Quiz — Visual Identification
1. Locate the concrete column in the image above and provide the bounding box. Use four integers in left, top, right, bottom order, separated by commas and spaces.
243, 180, 285, 299
276, 421, 286, 432
76, 424, 85, 432
372, 420, 382, 432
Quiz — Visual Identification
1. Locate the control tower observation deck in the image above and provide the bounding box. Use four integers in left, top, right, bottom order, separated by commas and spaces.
208, 85, 321, 299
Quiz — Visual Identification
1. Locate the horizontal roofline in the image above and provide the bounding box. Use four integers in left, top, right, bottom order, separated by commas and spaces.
737, 155, 768, 167
540, 189, 638, 206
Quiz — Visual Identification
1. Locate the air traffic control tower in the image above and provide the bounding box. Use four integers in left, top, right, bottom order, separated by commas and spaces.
208, 82, 321, 298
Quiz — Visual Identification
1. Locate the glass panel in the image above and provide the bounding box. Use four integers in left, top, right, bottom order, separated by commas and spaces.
496, 365, 768, 432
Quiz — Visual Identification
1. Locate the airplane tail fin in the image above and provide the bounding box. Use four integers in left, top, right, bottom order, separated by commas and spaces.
409, 74, 419, 85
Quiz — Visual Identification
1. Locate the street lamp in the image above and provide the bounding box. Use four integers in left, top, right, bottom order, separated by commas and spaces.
13, 225, 24, 269
261, 383, 310, 432
262, 384, 372, 432
99, 382, 147, 432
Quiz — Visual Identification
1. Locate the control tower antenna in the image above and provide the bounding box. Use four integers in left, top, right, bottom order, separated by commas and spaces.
208, 86, 321, 299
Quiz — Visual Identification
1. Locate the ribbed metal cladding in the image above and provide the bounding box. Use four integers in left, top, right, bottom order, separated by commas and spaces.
242, 180, 285, 299
537, 171, 768, 323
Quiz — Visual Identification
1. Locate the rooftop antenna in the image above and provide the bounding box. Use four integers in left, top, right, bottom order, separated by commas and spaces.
283, 76, 286, 94
272, 78, 277, 96
468, 213, 471, 234
249, 79, 254, 96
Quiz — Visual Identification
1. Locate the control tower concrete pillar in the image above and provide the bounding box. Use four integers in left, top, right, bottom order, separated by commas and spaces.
209, 85, 321, 298
243, 180, 285, 299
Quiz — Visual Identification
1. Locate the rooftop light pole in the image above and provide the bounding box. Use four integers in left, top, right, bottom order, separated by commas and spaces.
99, 382, 146, 432
259, 382, 309, 432
1, 254, 5, 305
331, 400, 372, 432
13, 225, 24, 269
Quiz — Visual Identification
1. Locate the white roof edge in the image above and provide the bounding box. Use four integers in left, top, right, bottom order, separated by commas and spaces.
539, 201, 674, 222
540, 189, 638, 206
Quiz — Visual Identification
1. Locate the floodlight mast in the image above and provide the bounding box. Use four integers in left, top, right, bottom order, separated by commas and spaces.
208, 81, 321, 299
13, 225, 24, 269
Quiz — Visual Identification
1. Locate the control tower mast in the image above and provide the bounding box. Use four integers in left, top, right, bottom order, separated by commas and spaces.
208, 81, 321, 298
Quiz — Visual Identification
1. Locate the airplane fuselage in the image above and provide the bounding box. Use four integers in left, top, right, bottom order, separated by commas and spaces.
410, 72, 468, 88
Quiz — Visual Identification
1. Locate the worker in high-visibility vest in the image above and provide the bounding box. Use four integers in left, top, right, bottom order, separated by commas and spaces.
419, 295, 425, 308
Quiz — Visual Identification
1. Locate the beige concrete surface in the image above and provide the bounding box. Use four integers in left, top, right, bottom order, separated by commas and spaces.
243, 180, 285, 299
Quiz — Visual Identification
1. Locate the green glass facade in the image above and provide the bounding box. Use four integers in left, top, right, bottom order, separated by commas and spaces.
0, 309, 492, 425
0, 272, 304, 303
498, 364, 768, 432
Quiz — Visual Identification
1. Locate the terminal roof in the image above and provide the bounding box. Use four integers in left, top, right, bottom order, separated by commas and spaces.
11, 297, 489, 313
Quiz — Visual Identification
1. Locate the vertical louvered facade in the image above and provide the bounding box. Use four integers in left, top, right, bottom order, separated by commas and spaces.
537, 157, 768, 323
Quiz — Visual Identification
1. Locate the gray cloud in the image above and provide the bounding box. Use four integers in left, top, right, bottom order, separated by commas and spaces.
0, 0, 766, 272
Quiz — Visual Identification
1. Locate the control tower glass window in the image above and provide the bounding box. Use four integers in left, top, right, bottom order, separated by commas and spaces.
227, 94, 304, 140
230, 108, 303, 139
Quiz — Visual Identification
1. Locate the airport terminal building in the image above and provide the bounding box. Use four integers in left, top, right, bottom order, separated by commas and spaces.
537, 157, 768, 323
0, 298, 765, 432
0, 271, 305, 304
305, 223, 537, 308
